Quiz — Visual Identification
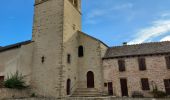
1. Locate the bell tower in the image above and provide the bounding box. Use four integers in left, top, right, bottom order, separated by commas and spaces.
31, 0, 82, 98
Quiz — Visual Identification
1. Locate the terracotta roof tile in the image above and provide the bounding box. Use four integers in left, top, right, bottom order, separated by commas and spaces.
0, 40, 32, 52
104, 41, 170, 59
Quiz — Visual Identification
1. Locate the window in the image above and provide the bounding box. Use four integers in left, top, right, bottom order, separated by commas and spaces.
69, 0, 78, 8
78, 46, 84, 57
165, 56, 170, 69
67, 54, 71, 64
0, 76, 4, 88
164, 79, 170, 95
141, 78, 150, 90
104, 83, 107, 87
118, 59, 125, 72
74, 0, 78, 8
138, 57, 146, 71
41, 56, 45, 64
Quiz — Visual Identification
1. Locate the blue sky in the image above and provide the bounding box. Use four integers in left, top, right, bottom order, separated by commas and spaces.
0, 0, 170, 47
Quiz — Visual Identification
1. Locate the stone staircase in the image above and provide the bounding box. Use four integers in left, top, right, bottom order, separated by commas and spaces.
71, 88, 102, 97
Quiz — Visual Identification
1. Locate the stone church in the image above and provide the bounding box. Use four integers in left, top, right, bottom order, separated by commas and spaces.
0, 0, 170, 98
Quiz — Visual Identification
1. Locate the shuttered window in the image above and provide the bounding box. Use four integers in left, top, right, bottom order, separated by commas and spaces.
138, 58, 146, 71
141, 78, 150, 90
118, 59, 125, 72
165, 56, 170, 69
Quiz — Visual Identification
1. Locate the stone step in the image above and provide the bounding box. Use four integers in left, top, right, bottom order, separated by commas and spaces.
71, 88, 102, 97
74, 88, 100, 92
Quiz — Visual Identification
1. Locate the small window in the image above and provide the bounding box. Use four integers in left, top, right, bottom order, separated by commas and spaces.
165, 56, 170, 69
0, 76, 4, 88
118, 59, 125, 72
141, 78, 150, 90
67, 54, 71, 64
41, 56, 45, 64
104, 83, 107, 87
74, 0, 78, 8
69, 0, 78, 8
78, 46, 84, 57
138, 57, 146, 71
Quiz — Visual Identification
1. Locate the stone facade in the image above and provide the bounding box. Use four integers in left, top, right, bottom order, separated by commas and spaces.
103, 55, 170, 97
0, 42, 33, 85
0, 0, 170, 99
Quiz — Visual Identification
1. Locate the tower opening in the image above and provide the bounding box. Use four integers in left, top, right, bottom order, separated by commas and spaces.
69, 0, 78, 8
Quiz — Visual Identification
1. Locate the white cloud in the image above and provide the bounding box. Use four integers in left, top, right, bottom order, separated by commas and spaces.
87, 9, 106, 19
160, 35, 170, 41
129, 19, 170, 44
85, 3, 134, 24
161, 12, 170, 18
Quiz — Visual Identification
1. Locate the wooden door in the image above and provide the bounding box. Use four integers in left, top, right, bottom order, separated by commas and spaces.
108, 82, 113, 95
120, 78, 128, 96
67, 79, 71, 95
87, 71, 94, 88
0, 76, 4, 88
164, 79, 170, 95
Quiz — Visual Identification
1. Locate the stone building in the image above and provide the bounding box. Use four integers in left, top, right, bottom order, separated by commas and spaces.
0, 0, 170, 98
103, 42, 170, 97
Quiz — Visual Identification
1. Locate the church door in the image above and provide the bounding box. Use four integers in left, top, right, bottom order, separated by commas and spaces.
87, 71, 94, 88
67, 79, 71, 95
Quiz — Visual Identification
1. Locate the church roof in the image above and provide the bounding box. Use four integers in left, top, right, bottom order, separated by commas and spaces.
78, 31, 109, 47
0, 40, 32, 52
104, 41, 170, 59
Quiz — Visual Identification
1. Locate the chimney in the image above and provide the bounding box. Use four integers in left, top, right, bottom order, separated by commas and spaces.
123, 42, 127, 46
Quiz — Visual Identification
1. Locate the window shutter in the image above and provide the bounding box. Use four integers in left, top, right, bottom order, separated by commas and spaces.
165, 56, 170, 69
138, 58, 146, 71
118, 59, 125, 72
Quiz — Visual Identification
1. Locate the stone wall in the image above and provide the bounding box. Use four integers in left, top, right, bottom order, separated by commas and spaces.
0, 43, 33, 85
77, 33, 108, 92
103, 55, 170, 97
61, 0, 81, 96
0, 88, 30, 99
6, 97, 170, 100
31, 0, 64, 97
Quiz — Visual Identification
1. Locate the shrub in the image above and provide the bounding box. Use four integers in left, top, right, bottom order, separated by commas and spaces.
31, 93, 36, 97
151, 84, 167, 98
152, 88, 167, 98
4, 71, 27, 89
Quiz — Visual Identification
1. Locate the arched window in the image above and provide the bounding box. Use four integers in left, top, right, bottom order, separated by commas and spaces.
78, 46, 84, 57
